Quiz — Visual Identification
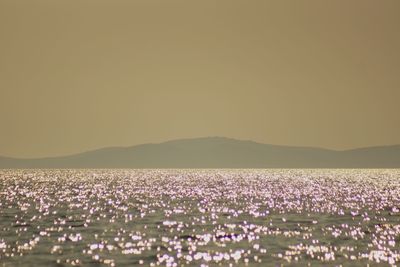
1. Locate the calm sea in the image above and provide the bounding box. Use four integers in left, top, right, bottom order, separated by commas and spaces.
0, 169, 399, 266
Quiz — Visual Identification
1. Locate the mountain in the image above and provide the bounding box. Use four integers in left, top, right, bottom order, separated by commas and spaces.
0, 137, 399, 168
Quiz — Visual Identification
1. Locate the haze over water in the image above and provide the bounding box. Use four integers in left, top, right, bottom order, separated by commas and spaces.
1, 169, 399, 266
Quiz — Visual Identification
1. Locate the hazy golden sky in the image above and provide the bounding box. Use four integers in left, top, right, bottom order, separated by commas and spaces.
1, 0, 400, 157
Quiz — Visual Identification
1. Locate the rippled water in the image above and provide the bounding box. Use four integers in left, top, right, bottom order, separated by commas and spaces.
0, 169, 399, 266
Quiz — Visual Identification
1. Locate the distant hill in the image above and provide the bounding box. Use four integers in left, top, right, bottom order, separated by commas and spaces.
0, 137, 399, 168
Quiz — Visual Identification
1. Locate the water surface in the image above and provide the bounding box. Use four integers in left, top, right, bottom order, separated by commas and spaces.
0, 169, 399, 266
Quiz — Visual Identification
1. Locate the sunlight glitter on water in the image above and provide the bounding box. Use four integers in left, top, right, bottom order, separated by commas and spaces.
0, 169, 399, 266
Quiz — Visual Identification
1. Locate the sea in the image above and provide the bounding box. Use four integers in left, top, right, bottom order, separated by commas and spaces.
0, 169, 399, 266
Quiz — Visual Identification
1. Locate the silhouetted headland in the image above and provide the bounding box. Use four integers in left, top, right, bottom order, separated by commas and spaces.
1, 137, 399, 168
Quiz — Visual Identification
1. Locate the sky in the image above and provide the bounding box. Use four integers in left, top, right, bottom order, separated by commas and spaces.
1, 0, 400, 158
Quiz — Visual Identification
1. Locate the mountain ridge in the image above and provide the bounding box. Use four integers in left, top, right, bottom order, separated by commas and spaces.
0, 137, 399, 168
